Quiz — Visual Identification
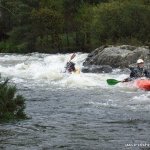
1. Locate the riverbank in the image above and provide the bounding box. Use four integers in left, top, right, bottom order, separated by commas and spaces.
0, 0, 149, 53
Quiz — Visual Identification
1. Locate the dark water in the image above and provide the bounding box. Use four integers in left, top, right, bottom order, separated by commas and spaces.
1, 83, 150, 150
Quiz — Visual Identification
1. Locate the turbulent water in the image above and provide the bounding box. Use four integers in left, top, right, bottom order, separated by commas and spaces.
0, 53, 150, 150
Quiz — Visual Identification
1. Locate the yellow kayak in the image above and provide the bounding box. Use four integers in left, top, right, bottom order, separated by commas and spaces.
72, 68, 80, 74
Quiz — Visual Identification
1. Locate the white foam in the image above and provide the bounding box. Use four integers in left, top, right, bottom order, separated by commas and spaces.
132, 93, 150, 102
0, 53, 148, 91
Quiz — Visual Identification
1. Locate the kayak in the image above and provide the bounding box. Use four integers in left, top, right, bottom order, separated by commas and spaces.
64, 68, 80, 75
135, 79, 150, 91
106, 78, 150, 91
74, 68, 80, 74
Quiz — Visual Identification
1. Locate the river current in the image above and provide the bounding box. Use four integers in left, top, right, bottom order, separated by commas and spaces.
0, 53, 150, 150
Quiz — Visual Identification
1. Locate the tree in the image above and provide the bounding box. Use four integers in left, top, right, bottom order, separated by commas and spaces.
30, 8, 63, 52
0, 76, 27, 122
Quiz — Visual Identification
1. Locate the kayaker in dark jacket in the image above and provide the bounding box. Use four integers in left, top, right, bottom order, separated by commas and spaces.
65, 61, 76, 73
123, 59, 150, 82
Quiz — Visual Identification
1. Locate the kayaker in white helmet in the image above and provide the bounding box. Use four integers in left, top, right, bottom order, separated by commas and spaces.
123, 59, 150, 82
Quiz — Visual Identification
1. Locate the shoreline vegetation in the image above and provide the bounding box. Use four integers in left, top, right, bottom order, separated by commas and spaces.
0, 76, 27, 122
0, 0, 150, 54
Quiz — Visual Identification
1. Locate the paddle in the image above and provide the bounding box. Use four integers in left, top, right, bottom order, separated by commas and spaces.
107, 79, 122, 85
69, 53, 76, 62
64, 53, 76, 73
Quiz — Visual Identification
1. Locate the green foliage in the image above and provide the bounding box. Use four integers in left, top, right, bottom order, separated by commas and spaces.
30, 7, 63, 52
31, 8, 63, 35
92, 0, 150, 45
0, 76, 27, 122
0, 41, 19, 53
0, 0, 150, 53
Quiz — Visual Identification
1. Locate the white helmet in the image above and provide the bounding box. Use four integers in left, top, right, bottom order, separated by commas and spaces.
137, 59, 144, 64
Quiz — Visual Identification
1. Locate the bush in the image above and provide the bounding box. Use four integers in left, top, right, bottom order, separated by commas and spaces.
0, 76, 27, 122
92, 1, 150, 45
0, 41, 18, 53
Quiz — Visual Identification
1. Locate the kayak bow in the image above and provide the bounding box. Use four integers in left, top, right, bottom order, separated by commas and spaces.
135, 79, 150, 91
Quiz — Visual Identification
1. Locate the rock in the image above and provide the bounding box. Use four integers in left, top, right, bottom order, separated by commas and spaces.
82, 65, 112, 73
83, 45, 150, 68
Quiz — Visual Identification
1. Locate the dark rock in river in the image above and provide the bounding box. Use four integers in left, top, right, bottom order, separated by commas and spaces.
82, 65, 112, 73
83, 45, 150, 68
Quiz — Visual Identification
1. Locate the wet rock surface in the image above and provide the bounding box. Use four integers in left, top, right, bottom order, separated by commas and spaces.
83, 45, 150, 69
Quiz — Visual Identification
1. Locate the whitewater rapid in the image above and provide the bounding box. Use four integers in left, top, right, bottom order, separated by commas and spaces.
0, 53, 126, 88
0, 53, 149, 91
0, 52, 149, 98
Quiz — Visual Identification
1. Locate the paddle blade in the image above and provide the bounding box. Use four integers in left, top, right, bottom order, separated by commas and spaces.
70, 53, 76, 61
107, 79, 121, 85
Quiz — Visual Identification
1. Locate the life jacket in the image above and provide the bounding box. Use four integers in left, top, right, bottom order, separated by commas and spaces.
130, 67, 148, 78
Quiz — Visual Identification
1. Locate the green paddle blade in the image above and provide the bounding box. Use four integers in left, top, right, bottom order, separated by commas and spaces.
107, 79, 121, 85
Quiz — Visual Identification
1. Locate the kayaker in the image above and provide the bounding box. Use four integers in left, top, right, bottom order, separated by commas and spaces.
65, 61, 76, 73
123, 59, 150, 82
65, 61, 80, 74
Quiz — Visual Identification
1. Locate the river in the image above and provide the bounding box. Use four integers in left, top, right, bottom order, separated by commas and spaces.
0, 53, 150, 150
